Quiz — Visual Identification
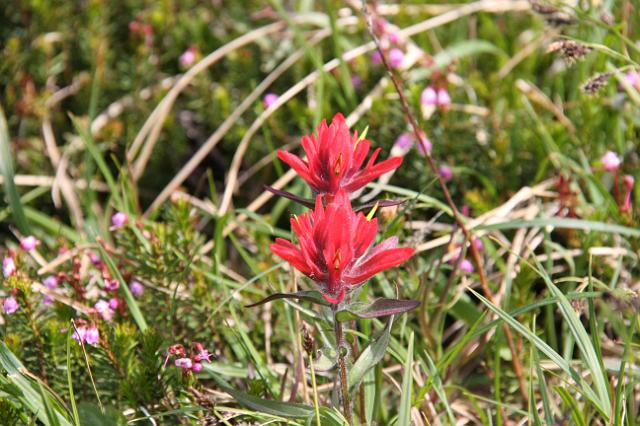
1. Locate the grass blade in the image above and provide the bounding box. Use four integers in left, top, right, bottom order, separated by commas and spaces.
397, 332, 414, 426
0, 105, 30, 233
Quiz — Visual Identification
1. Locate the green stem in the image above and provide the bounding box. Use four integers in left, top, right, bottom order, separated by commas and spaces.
309, 351, 322, 426
333, 307, 352, 425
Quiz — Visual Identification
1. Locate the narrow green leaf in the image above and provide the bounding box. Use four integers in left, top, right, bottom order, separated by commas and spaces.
246, 290, 330, 308
0, 105, 30, 234
469, 288, 608, 417
207, 370, 314, 417
478, 217, 640, 238
397, 332, 414, 426
66, 327, 81, 426
348, 317, 393, 393
97, 245, 148, 332
0, 342, 73, 426
335, 299, 420, 322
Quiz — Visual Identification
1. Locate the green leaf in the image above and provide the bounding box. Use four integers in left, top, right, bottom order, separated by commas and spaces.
77, 403, 123, 426
245, 290, 330, 308
0, 342, 73, 426
0, 105, 30, 234
397, 332, 414, 426
97, 245, 148, 332
469, 288, 609, 418
477, 217, 640, 238
207, 369, 314, 417
348, 317, 393, 392
335, 298, 420, 322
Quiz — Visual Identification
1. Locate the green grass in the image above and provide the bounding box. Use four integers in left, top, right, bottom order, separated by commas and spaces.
1, 0, 640, 424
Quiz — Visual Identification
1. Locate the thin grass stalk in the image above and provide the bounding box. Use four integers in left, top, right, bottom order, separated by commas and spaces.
333, 306, 352, 425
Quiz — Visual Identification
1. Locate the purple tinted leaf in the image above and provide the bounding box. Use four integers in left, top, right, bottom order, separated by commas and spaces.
335, 298, 420, 321
245, 290, 330, 308
354, 198, 406, 212
263, 186, 315, 208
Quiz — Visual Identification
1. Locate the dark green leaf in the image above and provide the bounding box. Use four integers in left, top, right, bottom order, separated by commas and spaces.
245, 290, 330, 308
335, 298, 420, 322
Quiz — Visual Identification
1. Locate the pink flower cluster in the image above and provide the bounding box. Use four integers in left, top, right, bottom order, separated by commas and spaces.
165, 342, 212, 373
72, 320, 100, 346
599, 151, 635, 214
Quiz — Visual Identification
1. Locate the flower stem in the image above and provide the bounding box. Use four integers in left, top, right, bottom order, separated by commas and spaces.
333, 308, 352, 425
308, 350, 322, 426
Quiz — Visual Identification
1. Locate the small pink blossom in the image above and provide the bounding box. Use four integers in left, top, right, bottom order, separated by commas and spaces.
388, 31, 400, 44
601, 151, 621, 172
104, 279, 119, 291
439, 165, 453, 182
179, 46, 197, 67
108, 298, 120, 310
43, 276, 58, 289
388, 48, 404, 68
194, 349, 211, 362
175, 357, 193, 370
88, 252, 101, 265
72, 326, 86, 343
3, 257, 16, 278
3, 297, 19, 314
130, 280, 144, 297
94, 300, 114, 321
20, 236, 40, 251
437, 88, 451, 108
351, 75, 362, 90
192, 363, 203, 373
43, 295, 54, 306
461, 205, 470, 216
85, 326, 100, 345
417, 135, 432, 155
371, 50, 383, 65
263, 93, 279, 109
394, 133, 414, 150
111, 212, 128, 229
473, 238, 484, 252
72, 323, 100, 346
421, 86, 438, 106
460, 259, 474, 273
624, 71, 640, 89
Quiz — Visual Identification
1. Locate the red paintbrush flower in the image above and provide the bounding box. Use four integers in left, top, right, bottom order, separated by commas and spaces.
270, 191, 414, 304
277, 113, 403, 196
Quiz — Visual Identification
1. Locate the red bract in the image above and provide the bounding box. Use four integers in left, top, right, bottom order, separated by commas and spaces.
277, 113, 403, 196
270, 191, 414, 304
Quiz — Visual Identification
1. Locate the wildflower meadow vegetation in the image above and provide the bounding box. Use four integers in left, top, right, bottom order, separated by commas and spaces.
1, 1, 640, 424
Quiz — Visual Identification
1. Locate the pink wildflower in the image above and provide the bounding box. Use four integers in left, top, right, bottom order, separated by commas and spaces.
436, 88, 451, 108
388, 48, 404, 68
175, 358, 193, 370
179, 46, 197, 67
85, 326, 100, 345
130, 280, 144, 297
108, 298, 120, 310
111, 212, 128, 230
94, 300, 114, 321
192, 363, 203, 373
3, 297, 19, 314
104, 278, 119, 291
371, 50, 383, 65
602, 151, 621, 172
439, 165, 453, 182
460, 259, 474, 274
421, 86, 438, 106
263, 92, 279, 109
43, 276, 58, 289
3, 257, 16, 278
20, 236, 40, 251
